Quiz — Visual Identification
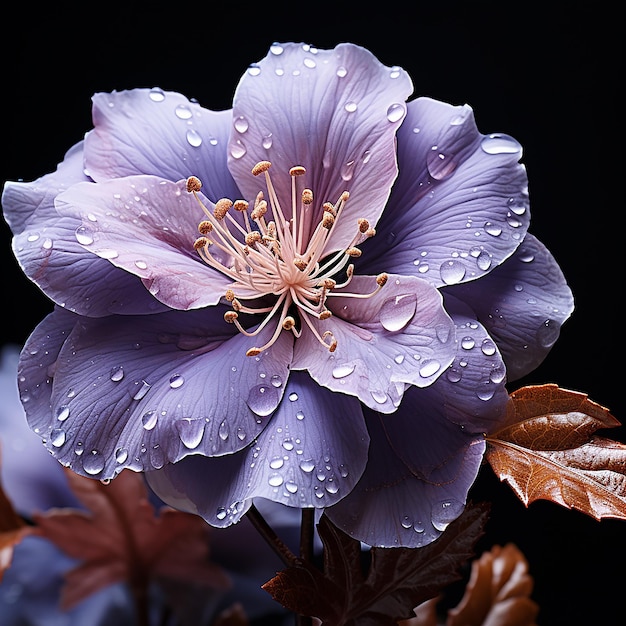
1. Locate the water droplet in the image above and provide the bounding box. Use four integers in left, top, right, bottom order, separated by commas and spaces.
489, 367, 506, 384
50, 428, 66, 447
476, 250, 492, 271
344, 101, 358, 113
288, 392, 298, 402
247, 63, 261, 76
234, 116, 249, 133
56, 405, 70, 421
285, 481, 298, 494
218, 420, 229, 441
230, 140, 247, 159
401, 515, 412, 529
133, 380, 151, 400
216, 507, 227, 520
83, 450, 105, 475
484, 222, 502, 237
246, 384, 279, 417
299, 459, 315, 473
296, 410, 305, 420
336, 66, 347, 77
270, 374, 283, 388
186, 129, 202, 147
175, 418, 205, 449
268, 474, 284, 487
394, 354, 405, 364
446, 367, 462, 383
169, 373, 184, 388
262, 134, 273, 149
115, 447, 129, 463
481, 339, 496, 356
427, 146, 456, 180
419, 359, 441, 378
134, 260, 148, 270
371, 389, 388, 404
461, 336, 475, 350
386, 103, 405, 123
174, 104, 193, 119
476, 384, 496, 401
480, 133, 522, 155
269, 457, 284, 469
537, 319, 559, 348
303, 57, 316, 68
75, 226, 94, 245
282, 438, 294, 451
440, 260, 466, 285
149, 88, 165, 102
380, 293, 417, 332
150, 444, 165, 469
74, 442, 84, 455
110, 366, 124, 382
332, 362, 356, 378
431, 499, 464, 532
142, 410, 158, 430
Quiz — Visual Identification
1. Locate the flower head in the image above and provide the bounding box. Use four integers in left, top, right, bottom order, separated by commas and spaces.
2, 42, 573, 548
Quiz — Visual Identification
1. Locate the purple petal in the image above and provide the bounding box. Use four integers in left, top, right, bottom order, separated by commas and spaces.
228, 42, 413, 251
84, 89, 240, 202
446, 233, 574, 380
292, 274, 456, 412
2, 141, 88, 236
326, 393, 486, 548
55, 175, 232, 309
146, 370, 368, 526
19, 308, 294, 480
358, 97, 529, 287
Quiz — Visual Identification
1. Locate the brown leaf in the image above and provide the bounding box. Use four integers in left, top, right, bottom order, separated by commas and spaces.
34, 468, 231, 610
486, 384, 626, 519
262, 502, 490, 625
447, 543, 538, 626
0, 453, 35, 582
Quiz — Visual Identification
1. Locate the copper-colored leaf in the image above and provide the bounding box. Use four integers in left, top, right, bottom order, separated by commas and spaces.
0, 452, 35, 582
486, 384, 626, 519
262, 502, 490, 625
447, 543, 538, 626
34, 468, 231, 610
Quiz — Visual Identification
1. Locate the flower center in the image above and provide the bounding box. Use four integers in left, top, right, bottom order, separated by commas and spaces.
186, 161, 386, 356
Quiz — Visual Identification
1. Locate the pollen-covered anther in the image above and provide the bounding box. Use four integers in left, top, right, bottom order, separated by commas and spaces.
282, 316, 296, 330
322, 278, 336, 289
319, 310, 332, 320
250, 200, 267, 221
322, 202, 336, 216
225, 289, 235, 302
346, 247, 362, 257
293, 258, 308, 271
224, 311, 238, 323
322, 213, 335, 229
323, 331, 338, 352
193, 236, 210, 250
231, 299, 242, 312
246, 347, 262, 357
214, 198, 233, 220
186, 175, 202, 193
358, 218, 370, 233
289, 165, 306, 176
252, 160, 272, 176
376, 273, 389, 286
302, 188, 313, 204
198, 220, 213, 235
245, 231, 262, 246
233, 200, 249, 212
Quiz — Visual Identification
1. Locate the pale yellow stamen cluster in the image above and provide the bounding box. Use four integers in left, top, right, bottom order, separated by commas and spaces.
186, 162, 386, 356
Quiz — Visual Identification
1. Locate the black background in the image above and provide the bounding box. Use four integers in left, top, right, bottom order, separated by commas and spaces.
1, 2, 623, 624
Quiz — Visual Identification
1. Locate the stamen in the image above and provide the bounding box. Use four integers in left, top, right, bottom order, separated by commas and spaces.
187, 163, 387, 357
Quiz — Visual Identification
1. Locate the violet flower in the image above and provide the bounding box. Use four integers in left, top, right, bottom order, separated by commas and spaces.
2, 42, 573, 549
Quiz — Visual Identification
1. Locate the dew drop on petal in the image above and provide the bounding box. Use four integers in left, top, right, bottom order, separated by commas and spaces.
142, 410, 158, 430
246, 384, 280, 417
82, 450, 105, 475
110, 366, 124, 382
380, 293, 417, 332
149, 88, 165, 102
431, 498, 464, 532
344, 102, 358, 113
440, 260, 466, 285
386, 103, 405, 123
480, 133, 522, 155
50, 428, 66, 447
285, 481, 298, 494
268, 474, 284, 487
216, 507, 227, 520
461, 336, 475, 350
175, 418, 205, 449
169, 373, 184, 388
371, 389, 388, 404
419, 359, 441, 378
115, 447, 129, 463
75, 226, 94, 245
174, 104, 193, 119
186, 129, 202, 147
56, 405, 70, 421
230, 140, 247, 159
332, 362, 356, 378
218, 420, 229, 441
299, 459, 315, 473
269, 457, 284, 469
133, 381, 151, 400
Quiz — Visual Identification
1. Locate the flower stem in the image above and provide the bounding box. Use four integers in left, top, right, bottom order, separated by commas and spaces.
245, 503, 298, 567
300, 508, 314, 564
